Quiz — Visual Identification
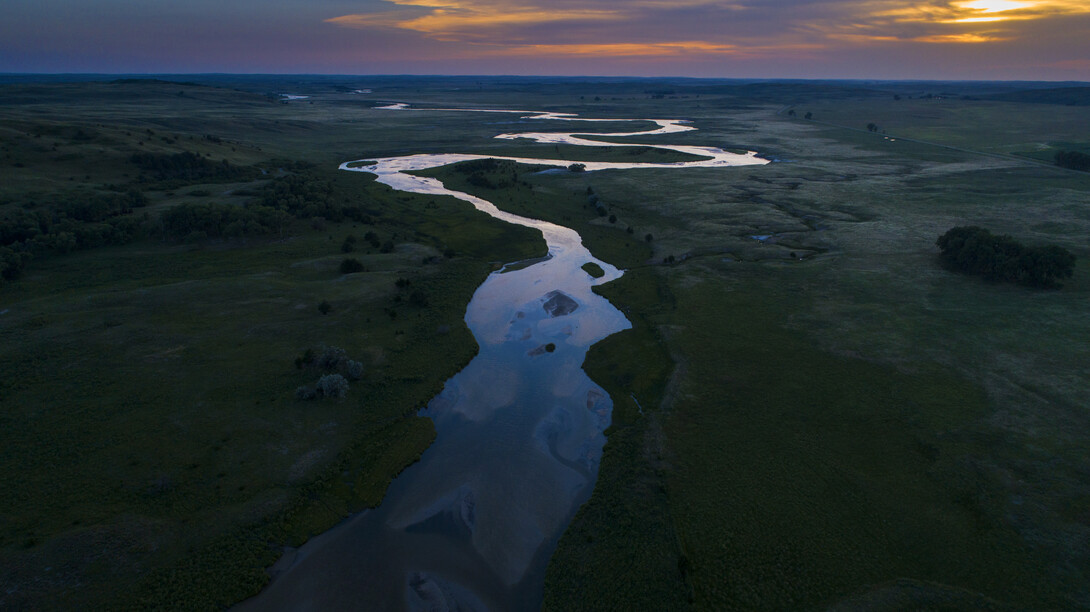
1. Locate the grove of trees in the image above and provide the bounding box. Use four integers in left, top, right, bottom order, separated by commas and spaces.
936, 226, 1076, 288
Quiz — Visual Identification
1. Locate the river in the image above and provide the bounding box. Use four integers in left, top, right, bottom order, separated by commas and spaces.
237, 106, 767, 611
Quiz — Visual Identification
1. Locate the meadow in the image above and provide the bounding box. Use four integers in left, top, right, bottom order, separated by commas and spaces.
1, 76, 1088, 609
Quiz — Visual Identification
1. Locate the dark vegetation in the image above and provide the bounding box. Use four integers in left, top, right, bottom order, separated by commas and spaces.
2, 161, 384, 281
294, 345, 365, 399
937, 226, 1076, 288
1054, 149, 1090, 171
129, 151, 261, 184
0, 189, 149, 283
581, 262, 605, 278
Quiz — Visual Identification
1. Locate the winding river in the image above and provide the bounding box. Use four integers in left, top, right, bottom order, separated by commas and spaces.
238, 106, 767, 611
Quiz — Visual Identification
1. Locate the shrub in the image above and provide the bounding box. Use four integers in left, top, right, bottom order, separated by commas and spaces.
317, 345, 347, 371
339, 258, 364, 274
294, 348, 316, 369
318, 300, 332, 314
316, 374, 349, 398
295, 386, 317, 400
345, 360, 364, 380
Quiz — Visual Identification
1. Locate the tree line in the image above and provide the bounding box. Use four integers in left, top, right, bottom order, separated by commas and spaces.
0, 189, 150, 285
936, 226, 1076, 289
130, 151, 262, 184
1, 165, 386, 287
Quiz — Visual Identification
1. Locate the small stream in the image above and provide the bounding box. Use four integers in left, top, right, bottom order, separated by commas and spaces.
238, 107, 767, 611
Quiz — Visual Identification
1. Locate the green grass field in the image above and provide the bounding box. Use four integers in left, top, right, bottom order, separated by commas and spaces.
2, 76, 1089, 610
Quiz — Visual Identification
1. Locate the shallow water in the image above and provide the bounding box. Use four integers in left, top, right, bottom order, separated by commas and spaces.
238, 106, 766, 611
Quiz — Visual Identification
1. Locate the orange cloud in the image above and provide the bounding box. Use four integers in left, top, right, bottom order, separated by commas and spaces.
483, 41, 740, 57
914, 33, 1010, 42
328, 5, 624, 36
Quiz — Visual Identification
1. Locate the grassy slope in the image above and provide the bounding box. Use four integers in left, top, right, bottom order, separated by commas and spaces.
0, 83, 546, 608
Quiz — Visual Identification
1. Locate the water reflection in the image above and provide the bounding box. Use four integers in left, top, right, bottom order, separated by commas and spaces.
238, 106, 766, 612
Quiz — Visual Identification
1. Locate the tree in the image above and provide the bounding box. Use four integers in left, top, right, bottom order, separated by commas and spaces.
867, 123, 879, 132
568, 163, 586, 173
318, 300, 332, 314
804, 112, 813, 120
787, 109, 796, 117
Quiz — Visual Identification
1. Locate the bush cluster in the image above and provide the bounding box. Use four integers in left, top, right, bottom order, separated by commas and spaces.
339, 258, 364, 274
293, 345, 364, 400
936, 226, 1076, 288
251, 171, 372, 223
0, 246, 31, 286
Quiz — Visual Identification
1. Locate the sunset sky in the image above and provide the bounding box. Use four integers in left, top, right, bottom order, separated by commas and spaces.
2, 0, 1088, 80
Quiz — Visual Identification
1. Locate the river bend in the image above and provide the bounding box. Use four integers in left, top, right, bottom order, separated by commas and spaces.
238, 105, 767, 611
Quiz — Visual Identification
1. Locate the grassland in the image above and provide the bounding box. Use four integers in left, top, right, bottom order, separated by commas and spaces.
2, 76, 1089, 610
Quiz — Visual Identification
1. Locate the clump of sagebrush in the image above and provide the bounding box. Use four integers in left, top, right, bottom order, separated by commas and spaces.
316, 374, 349, 398
294, 345, 365, 400
936, 226, 1076, 288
